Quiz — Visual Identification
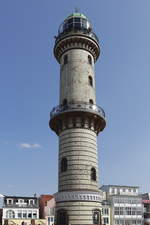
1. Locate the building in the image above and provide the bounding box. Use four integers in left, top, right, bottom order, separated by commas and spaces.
142, 193, 150, 225
2, 195, 42, 225
101, 200, 111, 225
39, 195, 54, 219
0, 209, 2, 225
100, 185, 143, 225
49, 12, 106, 225
0, 194, 4, 225
39, 195, 55, 225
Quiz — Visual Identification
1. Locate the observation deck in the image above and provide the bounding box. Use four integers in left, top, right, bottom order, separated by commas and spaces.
49, 102, 106, 134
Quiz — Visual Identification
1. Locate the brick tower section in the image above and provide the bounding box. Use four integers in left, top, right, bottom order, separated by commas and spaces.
49, 13, 106, 225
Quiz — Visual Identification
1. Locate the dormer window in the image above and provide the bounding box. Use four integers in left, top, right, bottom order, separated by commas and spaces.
111, 188, 115, 194
7, 199, 13, 205
29, 199, 34, 205
18, 199, 24, 203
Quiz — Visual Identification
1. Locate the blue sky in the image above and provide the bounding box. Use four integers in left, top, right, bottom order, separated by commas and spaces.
0, 0, 150, 197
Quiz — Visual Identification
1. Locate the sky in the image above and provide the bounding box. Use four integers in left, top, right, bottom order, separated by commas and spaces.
0, 0, 150, 197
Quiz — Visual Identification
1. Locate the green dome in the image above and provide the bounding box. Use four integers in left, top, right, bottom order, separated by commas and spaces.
67, 12, 87, 19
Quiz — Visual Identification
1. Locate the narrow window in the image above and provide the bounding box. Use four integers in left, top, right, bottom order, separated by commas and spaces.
8, 199, 13, 204
88, 76, 93, 86
89, 99, 94, 104
88, 55, 92, 65
62, 99, 68, 110
103, 217, 109, 224
61, 158, 68, 172
64, 55, 68, 65
91, 167, 96, 181
28, 211, 32, 218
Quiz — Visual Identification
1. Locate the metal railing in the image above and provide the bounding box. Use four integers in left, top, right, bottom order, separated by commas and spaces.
3, 204, 39, 208
50, 101, 105, 119
55, 29, 99, 44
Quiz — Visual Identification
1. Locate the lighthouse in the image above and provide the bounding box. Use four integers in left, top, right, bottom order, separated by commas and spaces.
49, 12, 106, 225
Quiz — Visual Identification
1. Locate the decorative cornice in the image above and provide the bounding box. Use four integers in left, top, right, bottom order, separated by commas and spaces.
54, 191, 103, 203
54, 35, 100, 63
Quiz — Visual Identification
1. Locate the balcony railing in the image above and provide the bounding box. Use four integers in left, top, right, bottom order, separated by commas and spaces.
50, 102, 105, 119
55, 29, 99, 44
3, 204, 39, 208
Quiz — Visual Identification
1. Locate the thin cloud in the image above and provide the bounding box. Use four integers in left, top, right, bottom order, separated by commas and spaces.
19, 143, 42, 149
7, 184, 15, 188
0, 194, 4, 197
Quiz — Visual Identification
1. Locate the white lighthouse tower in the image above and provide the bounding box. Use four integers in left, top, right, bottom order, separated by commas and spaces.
49, 12, 106, 225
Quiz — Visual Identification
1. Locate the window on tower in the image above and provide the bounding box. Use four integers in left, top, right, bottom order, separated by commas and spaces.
88, 55, 92, 65
62, 99, 68, 110
63, 99, 68, 105
57, 209, 68, 225
89, 99, 94, 104
61, 157, 68, 172
88, 76, 93, 86
91, 167, 96, 181
64, 54, 68, 65
93, 209, 101, 224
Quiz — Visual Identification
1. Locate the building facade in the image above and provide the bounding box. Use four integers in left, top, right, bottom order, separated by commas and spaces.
101, 201, 111, 225
2, 196, 39, 225
49, 12, 106, 225
142, 193, 150, 225
39, 195, 55, 225
100, 185, 143, 225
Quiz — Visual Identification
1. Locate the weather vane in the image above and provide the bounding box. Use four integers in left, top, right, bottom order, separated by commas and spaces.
74, 6, 80, 13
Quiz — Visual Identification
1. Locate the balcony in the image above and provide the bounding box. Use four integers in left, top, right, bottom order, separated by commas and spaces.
50, 101, 106, 134
55, 29, 99, 44
50, 102, 105, 120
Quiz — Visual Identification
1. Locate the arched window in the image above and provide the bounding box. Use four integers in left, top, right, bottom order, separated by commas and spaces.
88, 55, 92, 65
91, 167, 96, 181
57, 209, 68, 225
6, 210, 15, 219
89, 99, 94, 105
93, 209, 101, 224
61, 157, 68, 172
64, 55, 68, 65
88, 76, 93, 86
